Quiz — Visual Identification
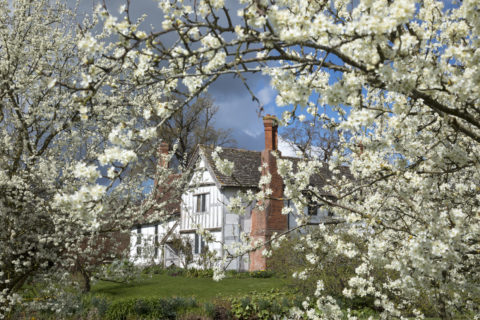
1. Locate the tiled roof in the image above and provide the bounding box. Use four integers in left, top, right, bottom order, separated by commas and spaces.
200, 145, 261, 187
198, 145, 350, 191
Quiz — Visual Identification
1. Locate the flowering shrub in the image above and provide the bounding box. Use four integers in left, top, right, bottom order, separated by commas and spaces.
0, 1, 190, 317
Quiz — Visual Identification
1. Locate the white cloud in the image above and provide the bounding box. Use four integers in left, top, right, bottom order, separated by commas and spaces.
278, 137, 301, 157
243, 129, 260, 138
257, 86, 276, 106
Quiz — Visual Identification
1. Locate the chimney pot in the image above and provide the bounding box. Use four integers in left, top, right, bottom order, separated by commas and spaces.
263, 115, 278, 151
158, 142, 170, 168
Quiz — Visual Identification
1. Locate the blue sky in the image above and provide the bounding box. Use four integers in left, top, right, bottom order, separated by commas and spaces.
210, 76, 279, 151
61, 0, 465, 152
73, 0, 283, 151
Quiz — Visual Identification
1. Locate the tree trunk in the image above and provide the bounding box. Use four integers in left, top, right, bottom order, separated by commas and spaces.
81, 268, 91, 293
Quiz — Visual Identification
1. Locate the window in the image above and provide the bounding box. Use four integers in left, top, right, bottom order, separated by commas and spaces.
194, 234, 205, 254
136, 226, 142, 255
306, 195, 336, 217
195, 194, 207, 213
154, 225, 159, 258
324, 196, 336, 217
308, 203, 319, 216
136, 226, 141, 244
306, 194, 318, 216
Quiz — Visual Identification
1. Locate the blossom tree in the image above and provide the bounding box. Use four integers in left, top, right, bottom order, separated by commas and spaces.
85, 0, 480, 318
280, 118, 342, 161
2, 0, 480, 318
0, 0, 188, 317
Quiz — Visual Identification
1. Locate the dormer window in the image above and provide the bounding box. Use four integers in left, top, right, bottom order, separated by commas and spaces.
195, 193, 207, 213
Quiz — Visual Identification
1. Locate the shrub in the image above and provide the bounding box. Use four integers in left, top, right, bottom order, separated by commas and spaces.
166, 265, 186, 277
210, 299, 234, 320
176, 304, 217, 320
269, 231, 364, 293
267, 231, 383, 314
104, 296, 198, 320
169, 235, 194, 268
223, 269, 275, 279
185, 268, 214, 278
142, 264, 166, 275
104, 299, 136, 320
228, 289, 301, 320
81, 294, 110, 318
248, 270, 275, 278
224, 270, 250, 279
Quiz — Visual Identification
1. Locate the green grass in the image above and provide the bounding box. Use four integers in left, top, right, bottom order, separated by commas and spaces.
91, 274, 287, 302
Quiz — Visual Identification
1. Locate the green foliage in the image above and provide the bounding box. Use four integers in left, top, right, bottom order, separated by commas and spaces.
141, 264, 190, 277
347, 306, 379, 319
180, 268, 274, 280
166, 266, 186, 277
269, 231, 361, 297
268, 231, 383, 314
185, 268, 214, 278
141, 264, 166, 275
169, 236, 193, 268
81, 294, 110, 318
248, 270, 275, 278
143, 266, 216, 278
103, 299, 135, 320
104, 297, 197, 320
97, 260, 139, 283
222, 270, 275, 279
228, 289, 302, 320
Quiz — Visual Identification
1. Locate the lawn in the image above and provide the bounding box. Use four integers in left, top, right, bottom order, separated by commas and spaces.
91, 273, 287, 302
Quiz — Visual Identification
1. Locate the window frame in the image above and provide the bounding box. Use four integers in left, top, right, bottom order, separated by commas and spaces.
194, 233, 206, 254
195, 193, 207, 213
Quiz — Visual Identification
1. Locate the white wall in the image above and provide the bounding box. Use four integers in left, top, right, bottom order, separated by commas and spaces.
285, 199, 334, 229
222, 188, 252, 271
179, 156, 229, 268
179, 155, 254, 271
181, 158, 223, 231
130, 220, 178, 265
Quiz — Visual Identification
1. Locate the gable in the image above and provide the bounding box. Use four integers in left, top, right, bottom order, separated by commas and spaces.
187, 144, 350, 193
190, 156, 217, 186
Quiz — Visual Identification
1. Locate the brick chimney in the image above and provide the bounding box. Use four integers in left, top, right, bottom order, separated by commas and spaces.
154, 142, 170, 190
250, 115, 287, 271
158, 141, 170, 169
263, 115, 278, 151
